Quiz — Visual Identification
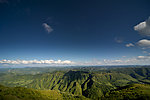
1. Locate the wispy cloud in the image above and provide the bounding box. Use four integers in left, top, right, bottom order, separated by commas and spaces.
75, 56, 150, 66
134, 17, 150, 36
114, 37, 124, 43
101, 56, 150, 65
70, 56, 150, 66
137, 56, 150, 60
126, 43, 134, 47
42, 23, 53, 33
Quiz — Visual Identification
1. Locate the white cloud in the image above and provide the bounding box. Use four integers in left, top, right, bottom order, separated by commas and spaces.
137, 56, 150, 61
0, 59, 74, 65
137, 56, 147, 59
102, 59, 124, 65
126, 43, 134, 47
134, 17, 150, 36
101, 56, 150, 65
137, 39, 150, 48
42, 23, 53, 33
75, 59, 102, 66
1, 57, 150, 67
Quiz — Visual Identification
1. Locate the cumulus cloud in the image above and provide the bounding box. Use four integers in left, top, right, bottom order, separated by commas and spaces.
42, 23, 53, 33
0, 59, 73, 65
126, 43, 134, 47
137, 39, 150, 48
134, 17, 150, 36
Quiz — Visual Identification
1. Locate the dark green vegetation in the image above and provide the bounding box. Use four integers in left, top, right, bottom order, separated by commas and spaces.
103, 84, 150, 100
0, 66, 150, 100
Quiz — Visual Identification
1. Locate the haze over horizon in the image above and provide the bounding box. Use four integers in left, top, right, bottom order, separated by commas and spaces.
0, 0, 150, 67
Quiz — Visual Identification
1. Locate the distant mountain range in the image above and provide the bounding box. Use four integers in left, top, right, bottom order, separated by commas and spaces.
0, 66, 150, 100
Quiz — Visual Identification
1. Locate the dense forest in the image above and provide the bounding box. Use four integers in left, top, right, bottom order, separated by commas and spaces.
0, 66, 150, 100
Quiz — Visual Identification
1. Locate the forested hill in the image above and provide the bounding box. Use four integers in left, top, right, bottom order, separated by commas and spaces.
0, 84, 89, 100
0, 66, 150, 100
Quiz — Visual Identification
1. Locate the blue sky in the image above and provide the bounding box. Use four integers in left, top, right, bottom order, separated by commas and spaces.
0, 0, 150, 67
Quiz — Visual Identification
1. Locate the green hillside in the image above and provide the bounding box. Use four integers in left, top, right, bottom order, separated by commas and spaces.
0, 84, 89, 100
103, 84, 150, 100
25, 69, 145, 99
1, 83, 150, 100
0, 84, 62, 100
0, 67, 150, 100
